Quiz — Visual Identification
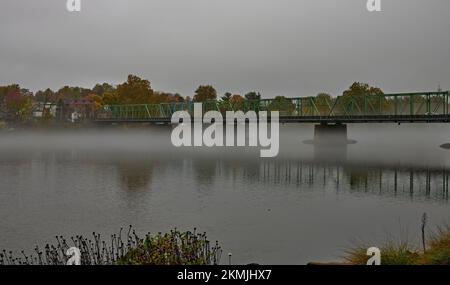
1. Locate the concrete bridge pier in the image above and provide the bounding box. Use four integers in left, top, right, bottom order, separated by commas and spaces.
303, 123, 355, 163
313, 123, 349, 145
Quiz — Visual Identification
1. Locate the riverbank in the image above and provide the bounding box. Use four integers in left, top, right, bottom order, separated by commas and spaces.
3, 224, 450, 265
344, 228, 450, 265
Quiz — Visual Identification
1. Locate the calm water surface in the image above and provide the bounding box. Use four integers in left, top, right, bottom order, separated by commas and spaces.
1, 124, 450, 264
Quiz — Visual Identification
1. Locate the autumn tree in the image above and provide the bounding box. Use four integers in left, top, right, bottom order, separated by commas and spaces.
229, 94, 245, 110
35, 88, 56, 103
0, 85, 21, 117
0, 84, 20, 103
56, 86, 91, 101
342, 82, 383, 97
168, 93, 184, 103
102, 92, 120, 105
193, 85, 217, 102
116, 74, 154, 104
92, 83, 115, 97
4, 90, 33, 121
341, 82, 385, 114
86, 94, 103, 111
315, 93, 333, 115
153, 92, 184, 104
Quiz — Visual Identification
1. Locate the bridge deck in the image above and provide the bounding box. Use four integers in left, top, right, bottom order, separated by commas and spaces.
95, 114, 450, 124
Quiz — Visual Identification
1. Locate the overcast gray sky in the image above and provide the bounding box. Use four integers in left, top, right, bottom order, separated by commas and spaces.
0, 0, 449, 97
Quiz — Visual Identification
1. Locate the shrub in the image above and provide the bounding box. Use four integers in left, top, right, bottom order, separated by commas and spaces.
117, 229, 221, 265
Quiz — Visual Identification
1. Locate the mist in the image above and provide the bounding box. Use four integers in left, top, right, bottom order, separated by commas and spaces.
1, 124, 450, 168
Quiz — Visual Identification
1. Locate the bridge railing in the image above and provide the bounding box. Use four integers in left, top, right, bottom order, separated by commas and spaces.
95, 91, 450, 121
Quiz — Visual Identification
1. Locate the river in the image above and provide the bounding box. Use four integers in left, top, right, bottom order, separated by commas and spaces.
1, 123, 450, 264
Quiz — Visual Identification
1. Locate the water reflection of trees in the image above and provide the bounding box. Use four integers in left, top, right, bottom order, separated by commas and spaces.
42, 150, 158, 192
117, 163, 155, 191
190, 158, 218, 187
190, 158, 262, 193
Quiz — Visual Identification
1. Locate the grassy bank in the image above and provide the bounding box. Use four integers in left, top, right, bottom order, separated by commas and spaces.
344, 226, 450, 265
4, 222, 450, 265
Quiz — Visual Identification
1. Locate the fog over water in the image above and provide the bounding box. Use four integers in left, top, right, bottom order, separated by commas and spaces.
1, 124, 450, 264
2, 124, 450, 166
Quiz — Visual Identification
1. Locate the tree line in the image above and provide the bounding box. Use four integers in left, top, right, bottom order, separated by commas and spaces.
0, 74, 385, 122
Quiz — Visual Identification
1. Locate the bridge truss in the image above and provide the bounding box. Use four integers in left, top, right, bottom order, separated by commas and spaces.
96, 91, 450, 123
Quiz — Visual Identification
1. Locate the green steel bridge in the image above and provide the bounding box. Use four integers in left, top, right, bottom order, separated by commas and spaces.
95, 91, 450, 124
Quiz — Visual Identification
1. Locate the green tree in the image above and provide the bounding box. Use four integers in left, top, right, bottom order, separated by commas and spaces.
244, 91, 261, 101
218, 92, 232, 112
221, 92, 232, 102
193, 85, 217, 102
268, 96, 295, 114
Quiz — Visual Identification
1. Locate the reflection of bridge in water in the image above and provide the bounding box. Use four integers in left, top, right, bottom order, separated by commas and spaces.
238, 161, 450, 202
